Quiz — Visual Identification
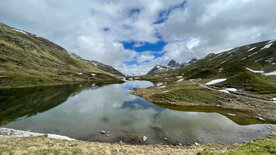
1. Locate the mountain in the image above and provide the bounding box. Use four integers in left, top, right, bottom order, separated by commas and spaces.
167, 59, 181, 67
147, 58, 197, 75
86, 60, 125, 77
0, 23, 122, 88
141, 40, 276, 96
135, 40, 276, 123
70, 53, 124, 77
147, 65, 172, 75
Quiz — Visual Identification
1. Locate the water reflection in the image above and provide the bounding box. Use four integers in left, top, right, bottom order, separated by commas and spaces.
0, 84, 93, 126
0, 81, 275, 145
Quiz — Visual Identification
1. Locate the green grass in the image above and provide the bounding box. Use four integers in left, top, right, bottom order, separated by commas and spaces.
202, 138, 276, 155
187, 68, 218, 79
0, 23, 122, 88
216, 71, 276, 94
151, 83, 230, 105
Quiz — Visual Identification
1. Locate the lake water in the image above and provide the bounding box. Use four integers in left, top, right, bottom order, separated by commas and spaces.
0, 81, 275, 145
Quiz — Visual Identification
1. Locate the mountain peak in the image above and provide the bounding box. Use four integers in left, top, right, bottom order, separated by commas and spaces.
167, 59, 181, 67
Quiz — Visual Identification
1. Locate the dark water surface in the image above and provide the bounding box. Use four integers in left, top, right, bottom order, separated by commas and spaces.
0, 81, 275, 145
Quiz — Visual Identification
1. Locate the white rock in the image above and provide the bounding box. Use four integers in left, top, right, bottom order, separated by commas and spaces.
91, 73, 96, 76
195, 142, 200, 146
156, 82, 164, 87
100, 130, 106, 134
176, 76, 183, 79
227, 113, 236, 116
77, 72, 83, 75
143, 136, 147, 141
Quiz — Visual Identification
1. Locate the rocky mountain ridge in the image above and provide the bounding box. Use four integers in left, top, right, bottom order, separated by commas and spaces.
147, 58, 197, 75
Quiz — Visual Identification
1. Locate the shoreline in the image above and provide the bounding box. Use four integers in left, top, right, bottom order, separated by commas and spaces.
131, 79, 276, 123
0, 128, 275, 154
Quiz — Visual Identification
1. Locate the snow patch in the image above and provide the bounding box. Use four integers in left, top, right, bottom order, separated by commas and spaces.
177, 79, 184, 82
13, 29, 27, 35
248, 52, 257, 57
261, 43, 273, 50
246, 67, 264, 74
225, 88, 237, 92
219, 60, 227, 65
0, 128, 74, 141
219, 90, 230, 94
205, 78, 227, 85
264, 71, 276, 76
248, 47, 256, 52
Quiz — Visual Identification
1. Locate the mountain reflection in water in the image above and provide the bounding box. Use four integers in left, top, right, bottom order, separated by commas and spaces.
0, 81, 275, 145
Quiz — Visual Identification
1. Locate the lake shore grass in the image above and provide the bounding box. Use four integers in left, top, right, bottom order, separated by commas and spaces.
132, 79, 276, 122
0, 131, 275, 155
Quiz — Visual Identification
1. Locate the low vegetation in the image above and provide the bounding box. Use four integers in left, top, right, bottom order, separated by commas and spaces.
0, 133, 275, 155
0, 23, 123, 88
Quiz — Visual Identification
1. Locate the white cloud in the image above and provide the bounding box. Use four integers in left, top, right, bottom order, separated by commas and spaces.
160, 0, 276, 62
1, 0, 276, 75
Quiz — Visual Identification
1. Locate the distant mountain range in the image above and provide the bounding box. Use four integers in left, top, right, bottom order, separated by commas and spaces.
70, 53, 124, 77
147, 58, 198, 75
141, 39, 276, 96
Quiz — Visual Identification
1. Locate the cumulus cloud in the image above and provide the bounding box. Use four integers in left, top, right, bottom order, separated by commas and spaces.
160, 0, 276, 62
0, 0, 276, 75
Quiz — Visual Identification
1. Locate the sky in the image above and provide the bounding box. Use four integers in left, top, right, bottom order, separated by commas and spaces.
0, 0, 276, 75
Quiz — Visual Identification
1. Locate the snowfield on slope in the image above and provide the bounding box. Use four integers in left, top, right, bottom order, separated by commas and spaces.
246, 67, 264, 74
261, 43, 273, 50
246, 67, 276, 76
205, 78, 227, 85
264, 71, 276, 76
0, 128, 75, 141
13, 29, 27, 35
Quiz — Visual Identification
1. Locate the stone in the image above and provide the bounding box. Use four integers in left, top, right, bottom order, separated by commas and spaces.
143, 136, 147, 141
100, 130, 106, 134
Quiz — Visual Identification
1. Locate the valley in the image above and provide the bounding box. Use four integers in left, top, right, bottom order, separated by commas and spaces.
0, 23, 275, 154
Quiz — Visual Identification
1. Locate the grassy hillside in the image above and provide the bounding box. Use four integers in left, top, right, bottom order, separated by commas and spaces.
134, 40, 276, 122
139, 40, 276, 96
0, 23, 122, 88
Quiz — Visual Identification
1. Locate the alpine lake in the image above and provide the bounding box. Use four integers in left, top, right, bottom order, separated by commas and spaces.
0, 80, 275, 145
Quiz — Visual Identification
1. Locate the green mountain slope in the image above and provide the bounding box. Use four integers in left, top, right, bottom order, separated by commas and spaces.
134, 40, 276, 122
140, 40, 276, 96
0, 23, 122, 88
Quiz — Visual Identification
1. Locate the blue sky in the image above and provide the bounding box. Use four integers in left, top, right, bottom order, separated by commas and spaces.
1, 0, 276, 75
